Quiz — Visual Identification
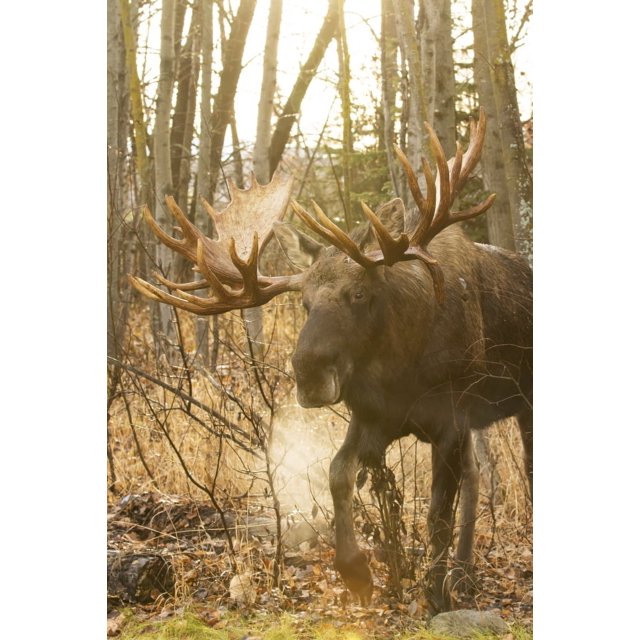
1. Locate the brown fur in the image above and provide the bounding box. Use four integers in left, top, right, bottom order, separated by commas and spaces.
278, 209, 532, 612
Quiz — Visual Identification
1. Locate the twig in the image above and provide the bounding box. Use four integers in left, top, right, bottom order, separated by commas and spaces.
108, 356, 256, 454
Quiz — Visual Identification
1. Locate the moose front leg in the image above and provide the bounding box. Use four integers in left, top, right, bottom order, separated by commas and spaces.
427, 434, 465, 613
330, 420, 373, 605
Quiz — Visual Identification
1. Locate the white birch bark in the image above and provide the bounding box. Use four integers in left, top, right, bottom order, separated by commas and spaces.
154, 0, 177, 342
247, 0, 283, 363
194, 0, 214, 364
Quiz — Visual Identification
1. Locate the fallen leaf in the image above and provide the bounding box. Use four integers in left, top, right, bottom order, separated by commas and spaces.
229, 572, 257, 605
107, 615, 123, 637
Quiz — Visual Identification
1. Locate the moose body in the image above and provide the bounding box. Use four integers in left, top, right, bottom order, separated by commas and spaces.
282, 214, 532, 611
131, 110, 533, 612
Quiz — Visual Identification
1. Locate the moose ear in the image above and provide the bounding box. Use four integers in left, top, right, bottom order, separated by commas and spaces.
272, 221, 324, 271
373, 198, 406, 236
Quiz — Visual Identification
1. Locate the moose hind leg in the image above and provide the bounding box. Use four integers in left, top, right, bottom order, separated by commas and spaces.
452, 431, 479, 593
517, 409, 533, 500
427, 435, 465, 613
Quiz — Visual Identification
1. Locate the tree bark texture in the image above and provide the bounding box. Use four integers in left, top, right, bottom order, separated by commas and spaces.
248, 0, 284, 362
108, 0, 132, 362
194, 0, 215, 364
336, 0, 353, 231
208, 0, 257, 190
418, 0, 456, 156
170, 6, 201, 213
118, 0, 152, 207
472, 0, 516, 250
380, 0, 408, 203
254, 0, 282, 183
393, 0, 429, 174
153, 0, 177, 341
473, 0, 532, 262
169, 7, 201, 282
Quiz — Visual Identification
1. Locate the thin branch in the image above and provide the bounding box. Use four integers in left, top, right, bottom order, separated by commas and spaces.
107, 356, 256, 452
509, 0, 533, 54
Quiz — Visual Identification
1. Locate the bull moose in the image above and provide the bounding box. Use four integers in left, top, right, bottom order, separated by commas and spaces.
130, 109, 533, 613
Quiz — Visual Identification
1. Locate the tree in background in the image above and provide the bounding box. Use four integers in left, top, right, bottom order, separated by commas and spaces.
473, 0, 532, 260
268, 0, 340, 177
241, 0, 283, 363
382, 0, 457, 207
170, 1, 201, 219
108, 0, 131, 368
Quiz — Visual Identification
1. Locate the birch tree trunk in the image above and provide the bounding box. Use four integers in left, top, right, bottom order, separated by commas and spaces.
194, 0, 215, 364
208, 0, 257, 189
170, 6, 201, 214
268, 0, 340, 176
336, 0, 353, 231
108, 0, 134, 492
108, 0, 131, 364
474, 0, 532, 262
153, 0, 177, 346
254, 0, 282, 182
380, 0, 407, 203
472, 0, 516, 250
392, 0, 429, 183
168, 7, 201, 282
119, 0, 152, 209
418, 0, 456, 156
247, 0, 283, 363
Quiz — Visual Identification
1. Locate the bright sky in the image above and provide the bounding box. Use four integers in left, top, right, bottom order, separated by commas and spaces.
233, 1, 380, 145
230, 0, 532, 146
137, 1, 531, 152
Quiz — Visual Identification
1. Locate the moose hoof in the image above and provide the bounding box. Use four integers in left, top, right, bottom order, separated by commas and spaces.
426, 581, 452, 615
335, 551, 373, 605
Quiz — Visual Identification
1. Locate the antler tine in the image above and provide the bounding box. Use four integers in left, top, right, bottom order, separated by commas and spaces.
360, 201, 410, 264
448, 141, 464, 201
423, 119, 451, 239
290, 200, 376, 268
456, 109, 487, 191
165, 195, 204, 251
153, 271, 210, 292
341, 108, 494, 303
131, 166, 303, 315
129, 275, 224, 315
142, 205, 189, 257
228, 233, 260, 299
393, 144, 429, 215
196, 238, 235, 299
401, 108, 493, 249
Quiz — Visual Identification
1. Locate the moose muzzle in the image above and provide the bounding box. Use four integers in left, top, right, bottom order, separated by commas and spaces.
291, 308, 348, 408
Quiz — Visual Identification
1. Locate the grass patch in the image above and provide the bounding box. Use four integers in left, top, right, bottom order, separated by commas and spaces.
114, 608, 533, 640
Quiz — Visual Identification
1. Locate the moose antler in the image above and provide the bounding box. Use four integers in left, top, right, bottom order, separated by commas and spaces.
131, 111, 494, 314
129, 167, 305, 315
290, 108, 495, 303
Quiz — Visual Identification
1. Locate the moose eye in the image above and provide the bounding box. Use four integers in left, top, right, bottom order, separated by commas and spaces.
352, 290, 365, 303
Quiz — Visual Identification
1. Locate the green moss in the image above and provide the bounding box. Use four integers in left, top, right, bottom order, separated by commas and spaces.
119, 612, 232, 640
116, 609, 532, 640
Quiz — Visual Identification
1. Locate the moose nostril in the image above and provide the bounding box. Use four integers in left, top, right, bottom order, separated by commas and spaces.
293, 346, 339, 375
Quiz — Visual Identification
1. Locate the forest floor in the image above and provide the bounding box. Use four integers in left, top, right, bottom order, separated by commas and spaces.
107, 493, 533, 639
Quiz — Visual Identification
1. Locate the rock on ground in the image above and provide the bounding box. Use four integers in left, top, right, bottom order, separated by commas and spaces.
428, 610, 509, 638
